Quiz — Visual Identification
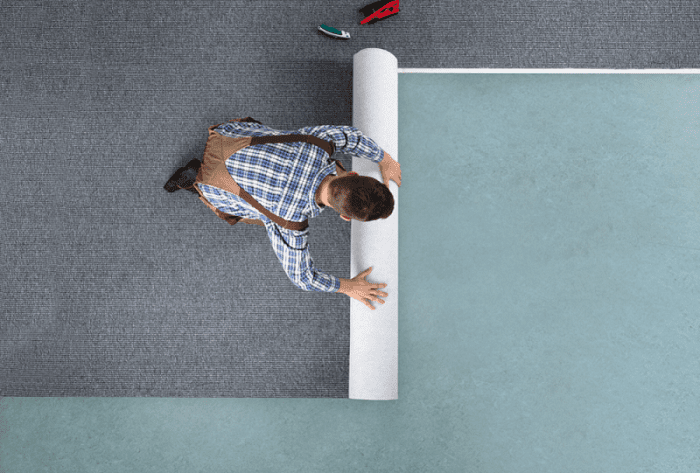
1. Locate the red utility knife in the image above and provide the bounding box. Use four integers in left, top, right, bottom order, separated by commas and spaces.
359, 0, 400, 25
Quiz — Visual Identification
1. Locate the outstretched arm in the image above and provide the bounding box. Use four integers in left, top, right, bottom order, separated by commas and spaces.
297, 125, 384, 163
265, 224, 340, 293
266, 224, 389, 309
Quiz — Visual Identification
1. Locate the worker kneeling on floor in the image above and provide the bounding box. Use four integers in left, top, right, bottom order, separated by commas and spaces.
164, 117, 402, 311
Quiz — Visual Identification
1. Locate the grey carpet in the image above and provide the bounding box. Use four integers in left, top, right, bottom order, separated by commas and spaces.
1, 0, 698, 397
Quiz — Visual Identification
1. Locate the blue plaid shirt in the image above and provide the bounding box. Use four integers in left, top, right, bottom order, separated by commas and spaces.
196, 121, 384, 292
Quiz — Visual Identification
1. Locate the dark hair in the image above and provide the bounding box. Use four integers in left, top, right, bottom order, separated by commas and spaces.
328, 175, 394, 221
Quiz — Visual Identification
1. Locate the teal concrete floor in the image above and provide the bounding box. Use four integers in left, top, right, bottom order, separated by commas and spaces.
1, 73, 699, 472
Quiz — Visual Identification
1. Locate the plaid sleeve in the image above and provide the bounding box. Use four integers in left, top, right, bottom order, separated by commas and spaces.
297, 125, 384, 163
265, 223, 341, 293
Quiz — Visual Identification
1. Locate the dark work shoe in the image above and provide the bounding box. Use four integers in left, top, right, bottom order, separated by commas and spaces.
164, 159, 201, 193
184, 158, 202, 171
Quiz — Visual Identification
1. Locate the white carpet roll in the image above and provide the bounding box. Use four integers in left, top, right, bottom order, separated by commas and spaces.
349, 48, 399, 400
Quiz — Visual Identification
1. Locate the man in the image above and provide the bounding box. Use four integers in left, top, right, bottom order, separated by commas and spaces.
165, 120, 402, 311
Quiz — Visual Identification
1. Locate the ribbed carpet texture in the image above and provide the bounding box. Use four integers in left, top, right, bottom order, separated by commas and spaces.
2, 0, 699, 397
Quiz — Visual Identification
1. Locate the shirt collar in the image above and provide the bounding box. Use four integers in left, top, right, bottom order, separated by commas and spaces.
308, 160, 339, 216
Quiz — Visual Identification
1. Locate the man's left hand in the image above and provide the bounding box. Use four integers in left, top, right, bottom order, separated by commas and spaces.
379, 151, 402, 188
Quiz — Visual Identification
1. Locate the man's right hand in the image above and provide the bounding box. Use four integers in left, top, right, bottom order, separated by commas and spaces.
338, 267, 388, 311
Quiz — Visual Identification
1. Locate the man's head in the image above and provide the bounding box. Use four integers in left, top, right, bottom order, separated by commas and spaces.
327, 172, 394, 222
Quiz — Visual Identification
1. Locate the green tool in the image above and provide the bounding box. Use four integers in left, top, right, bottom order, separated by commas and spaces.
318, 24, 351, 39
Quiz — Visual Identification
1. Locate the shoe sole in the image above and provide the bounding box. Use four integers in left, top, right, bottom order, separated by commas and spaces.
164, 159, 201, 192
